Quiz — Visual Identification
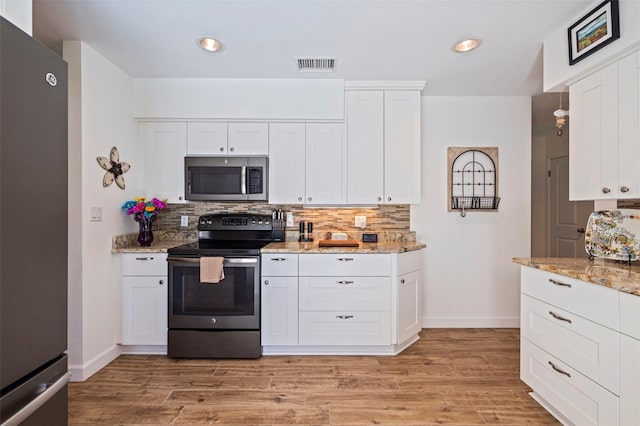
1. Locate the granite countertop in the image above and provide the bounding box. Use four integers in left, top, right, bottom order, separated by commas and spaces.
261, 241, 426, 254
112, 240, 192, 253
513, 257, 640, 297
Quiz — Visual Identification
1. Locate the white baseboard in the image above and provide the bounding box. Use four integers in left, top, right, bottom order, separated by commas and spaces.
422, 316, 520, 328
68, 344, 121, 382
120, 345, 167, 355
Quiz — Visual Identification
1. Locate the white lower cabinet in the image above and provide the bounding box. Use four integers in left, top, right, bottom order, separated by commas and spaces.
519, 266, 640, 426
261, 250, 423, 354
121, 254, 168, 345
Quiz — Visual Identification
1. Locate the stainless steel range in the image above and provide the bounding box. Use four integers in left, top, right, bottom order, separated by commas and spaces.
167, 213, 283, 358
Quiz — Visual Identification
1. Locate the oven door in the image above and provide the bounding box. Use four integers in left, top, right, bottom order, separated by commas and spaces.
168, 256, 260, 330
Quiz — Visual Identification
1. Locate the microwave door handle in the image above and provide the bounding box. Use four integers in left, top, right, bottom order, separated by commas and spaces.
241, 166, 247, 195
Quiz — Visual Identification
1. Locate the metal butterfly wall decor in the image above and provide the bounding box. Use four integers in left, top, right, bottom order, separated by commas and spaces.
97, 146, 130, 189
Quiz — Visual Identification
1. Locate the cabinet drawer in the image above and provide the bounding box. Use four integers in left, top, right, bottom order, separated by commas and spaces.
122, 253, 168, 276
521, 294, 619, 394
299, 276, 390, 311
261, 254, 299, 276
620, 292, 640, 340
520, 338, 619, 426
299, 311, 391, 346
299, 254, 390, 276
521, 267, 619, 330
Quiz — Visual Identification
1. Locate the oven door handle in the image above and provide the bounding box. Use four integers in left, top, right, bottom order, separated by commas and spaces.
241, 165, 247, 195
169, 257, 258, 265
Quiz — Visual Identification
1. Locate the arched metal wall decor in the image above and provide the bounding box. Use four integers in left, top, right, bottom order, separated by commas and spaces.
447, 147, 500, 217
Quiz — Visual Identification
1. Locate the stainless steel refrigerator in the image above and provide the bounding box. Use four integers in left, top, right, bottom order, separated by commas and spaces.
0, 16, 69, 425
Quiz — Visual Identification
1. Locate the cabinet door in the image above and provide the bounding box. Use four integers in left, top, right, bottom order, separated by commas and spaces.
228, 123, 269, 156
268, 123, 306, 204
384, 91, 421, 204
305, 123, 344, 204
569, 64, 618, 200
187, 122, 227, 155
620, 335, 640, 426
618, 51, 640, 199
397, 270, 421, 344
261, 276, 298, 346
122, 276, 167, 345
346, 91, 384, 204
142, 122, 187, 203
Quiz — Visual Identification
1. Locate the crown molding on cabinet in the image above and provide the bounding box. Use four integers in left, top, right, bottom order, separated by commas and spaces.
344, 81, 426, 91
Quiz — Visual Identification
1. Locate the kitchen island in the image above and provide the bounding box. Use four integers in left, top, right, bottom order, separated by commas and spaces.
513, 257, 640, 426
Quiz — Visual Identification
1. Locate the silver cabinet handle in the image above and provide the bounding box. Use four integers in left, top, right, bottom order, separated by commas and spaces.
271, 258, 288, 262
548, 361, 571, 378
377, 197, 382, 202
2, 372, 70, 426
400, 279, 406, 284
548, 278, 571, 288
336, 315, 354, 319
337, 258, 354, 262
337, 280, 354, 285
135, 257, 153, 261
178, 196, 184, 200
621, 186, 630, 193
298, 197, 303, 202
159, 280, 164, 285
549, 311, 572, 323
602, 187, 611, 194
219, 147, 225, 152
230, 147, 235, 152
308, 197, 312, 202
264, 280, 269, 285
387, 196, 392, 202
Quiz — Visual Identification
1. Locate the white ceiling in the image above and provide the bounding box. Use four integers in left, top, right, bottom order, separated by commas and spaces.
33, 0, 593, 96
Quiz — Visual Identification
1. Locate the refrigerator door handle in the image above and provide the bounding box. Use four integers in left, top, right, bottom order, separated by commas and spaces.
1, 372, 70, 426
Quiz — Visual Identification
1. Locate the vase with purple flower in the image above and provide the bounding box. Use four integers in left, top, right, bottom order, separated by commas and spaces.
122, 197, 167, 247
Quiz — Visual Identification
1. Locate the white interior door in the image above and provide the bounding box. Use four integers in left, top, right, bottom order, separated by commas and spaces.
549, 156, 594, 258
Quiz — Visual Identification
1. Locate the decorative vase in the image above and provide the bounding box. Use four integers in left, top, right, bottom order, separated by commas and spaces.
137, 216, 154, 247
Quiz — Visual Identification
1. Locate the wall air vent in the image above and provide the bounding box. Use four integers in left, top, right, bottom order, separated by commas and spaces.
296, 58, 336, 72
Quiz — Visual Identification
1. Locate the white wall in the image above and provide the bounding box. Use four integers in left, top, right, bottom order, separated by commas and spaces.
64, 41, 138, 381
0, 0, 32, 35
412, 97, 531, 328
544, 0, 640, 92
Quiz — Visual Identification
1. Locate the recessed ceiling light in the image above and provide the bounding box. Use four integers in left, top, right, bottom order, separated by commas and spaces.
196, 36, 224, 52
453, 39, 481, 53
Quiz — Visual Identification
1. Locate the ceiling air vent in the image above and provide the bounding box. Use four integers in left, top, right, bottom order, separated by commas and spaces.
296, 58, 336, 72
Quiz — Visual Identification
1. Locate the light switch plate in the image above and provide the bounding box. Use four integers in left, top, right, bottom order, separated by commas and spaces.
355, 215, 366, 229
90, 205, 103, 222
180, 215, 189, 227
286, 211, 294, 227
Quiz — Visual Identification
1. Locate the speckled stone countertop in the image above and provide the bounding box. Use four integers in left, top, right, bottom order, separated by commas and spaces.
261, 241, 426, 254
513, 257, 640, 297
112, 240, 192, 253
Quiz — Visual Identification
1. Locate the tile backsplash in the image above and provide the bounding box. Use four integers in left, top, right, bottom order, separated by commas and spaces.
155, 202, 412, 242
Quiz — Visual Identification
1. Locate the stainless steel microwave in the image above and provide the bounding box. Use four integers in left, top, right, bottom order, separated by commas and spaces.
185, 157, 268, 201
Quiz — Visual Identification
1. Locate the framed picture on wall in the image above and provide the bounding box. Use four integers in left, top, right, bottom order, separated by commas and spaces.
567, 0, 620, 65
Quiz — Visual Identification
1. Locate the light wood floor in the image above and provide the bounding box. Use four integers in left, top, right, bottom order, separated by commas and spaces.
68, 328, 559, 425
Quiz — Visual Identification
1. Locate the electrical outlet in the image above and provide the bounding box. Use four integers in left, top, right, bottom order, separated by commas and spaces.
355, 215, 366, 229
286, 211, 294, 227
180, 215, 189, 227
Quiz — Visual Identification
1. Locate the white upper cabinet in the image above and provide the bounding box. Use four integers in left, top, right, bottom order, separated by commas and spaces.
305, 123, 345, 204
570, 51, 640, 200
346, 91, 385, 204
140, 121, 187, 203
268, 123, 306, 204
345, 90, 421, 204
228, 123, 269, 156
186, 122, 227, 155
186, 122, 268, 156
384, 91, 421, 204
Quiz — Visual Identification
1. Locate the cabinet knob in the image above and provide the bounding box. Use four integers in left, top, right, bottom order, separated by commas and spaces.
220, 147, 225, 152
230, 147, 235, 152
400, 279, 405, 284
264, 280, 269, 285
135, 257, 153, 261
602, 187, 611, 194
298, 197, 303, 202
387, 197, 392, 202
159, 280, 164, 285
377, 197, 382, 202
308, 197, 312, 202
577, 228, 585, 234
620, 186, 630, 193
179, 196, 183, 201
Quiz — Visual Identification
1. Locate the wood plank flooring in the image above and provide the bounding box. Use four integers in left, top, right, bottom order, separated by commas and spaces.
68, 328, 559, 425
